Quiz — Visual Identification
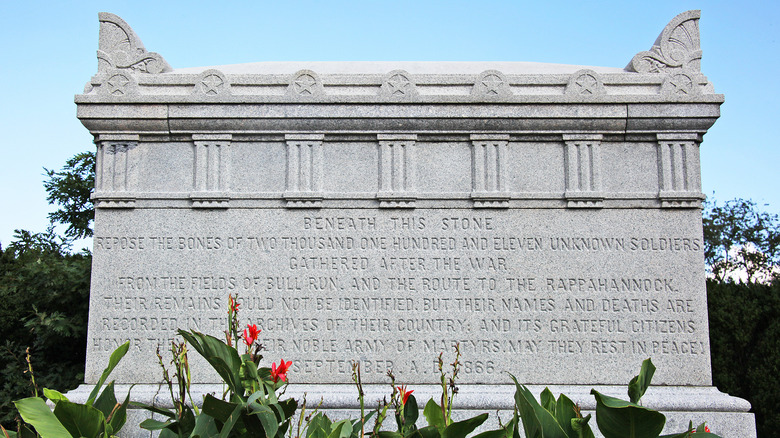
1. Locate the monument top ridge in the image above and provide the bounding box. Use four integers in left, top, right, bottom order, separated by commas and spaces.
81, 10, 720, 105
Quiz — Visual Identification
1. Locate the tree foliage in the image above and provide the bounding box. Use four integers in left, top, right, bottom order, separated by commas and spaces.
0, 228, 91, 428
702, 198, 780, 283
708, 280, 780, 438
43, 151, 95, 240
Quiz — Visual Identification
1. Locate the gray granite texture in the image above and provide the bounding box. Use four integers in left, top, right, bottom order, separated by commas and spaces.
68, 10, 755, 437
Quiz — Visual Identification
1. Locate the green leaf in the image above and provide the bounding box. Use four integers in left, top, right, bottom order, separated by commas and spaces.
107, 385, 132, 433
86, 341, 129, 406
423, 399, 446, 431
377, 433, 403, 438
42, 388, 69, 404
250, 404, 280, 438
53, 400, 106, 438
13, 397, 72, 438
540, 388, 556, 416
553, 393, 577, 438
410, 425, 441, 438
92, 381, 118, 419
591, 390, 665, 438
307, 413, 333, 438
218, 404, 244, 438
571, 414, 595, 438
179, 330, 244, 398
327, 419, 353, 438
403, 394, 420, 429
627, 358, 656, 404
509, 375, 569, 438
191, 413, 219, 437
202, 394, 239, 423
130, 401, 176, 419
441, 413, 488, 438
139, 418, 173, 431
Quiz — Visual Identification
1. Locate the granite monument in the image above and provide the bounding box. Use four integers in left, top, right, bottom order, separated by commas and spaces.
69, 10, 756, 437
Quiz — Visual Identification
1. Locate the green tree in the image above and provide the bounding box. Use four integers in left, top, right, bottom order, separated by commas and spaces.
703, 198, 780, 283
0, 151, 95, 429
0, 228, 91, 428
703, 198, 780, 437
43, 151, 95, 239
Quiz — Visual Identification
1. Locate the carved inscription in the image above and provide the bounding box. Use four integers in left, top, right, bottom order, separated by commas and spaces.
89, 210, 709, 384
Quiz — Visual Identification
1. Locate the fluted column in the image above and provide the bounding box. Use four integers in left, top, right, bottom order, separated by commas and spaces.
471, 134, 509, 208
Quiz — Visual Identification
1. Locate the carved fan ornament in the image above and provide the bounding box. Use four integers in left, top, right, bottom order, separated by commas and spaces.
97, 12, 172, 74
627, 10, 702, 74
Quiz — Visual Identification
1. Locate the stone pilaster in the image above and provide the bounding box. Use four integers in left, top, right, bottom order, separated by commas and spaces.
377, 134, 417, 208
564, 134, 604, 208
657, 133, 702, 208
284, 134, 324, 208
94, 134, 138, 208
191, 134, 231, 208
471, 134, 510, 208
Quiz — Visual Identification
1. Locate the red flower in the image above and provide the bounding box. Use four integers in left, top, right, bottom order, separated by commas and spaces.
398, 385, 413, 405
271, 358, 292, 383
243, 324, 260, 347
228, 295, 240, 313
704, 426, 711, 433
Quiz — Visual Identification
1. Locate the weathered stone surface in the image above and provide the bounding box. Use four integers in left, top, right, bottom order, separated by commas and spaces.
69, 10, 755, 437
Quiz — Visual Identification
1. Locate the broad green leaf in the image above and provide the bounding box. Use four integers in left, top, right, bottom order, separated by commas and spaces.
473, 413, 515, 438
509, 375, 568, 438
403, 394, 419, 429
42, 388, 69, 404
423, 399, 446, 431
376, 432, 403, 438
307, 413, 333, 438
410, 425, 441, 438
218, 404, 244, 438
107, 385, 132, 433
13, 397, 71, 438
202, 394, 239, 423
18, 424, 37, 438
53, 400, 106, 438
179, 330, 243, 398
20, 426, 38, 438
0, 424, 16, 438
627, 358, 656, 404
92, 381, 118, 419
471, 429, 510, 438
130, 401, 176, 418
139, 418, 172, 431
87, 341, 129, 406
571, 414, 595, 438
591, 390, 665, 438
327, 419, 353, 438
441, 413, 488, 438
540, 388, 556, 416
554, 393, 577, 438
191, 413, 219, 437
250, 404, 280, 438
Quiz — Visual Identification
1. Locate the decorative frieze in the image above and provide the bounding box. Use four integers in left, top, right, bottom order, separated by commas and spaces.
284, 134, 324, 208
470, 135, 509, 208
563, 134, 604, 208
377, 134, 417, 208
657, 133, 702, 208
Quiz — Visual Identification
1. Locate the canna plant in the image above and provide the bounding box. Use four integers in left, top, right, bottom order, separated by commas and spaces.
4, 342, 131, 438
512, 358, 721, 438
136, 293, 297, 438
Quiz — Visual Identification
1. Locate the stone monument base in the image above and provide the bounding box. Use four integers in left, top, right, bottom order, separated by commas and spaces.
66, 383, 755, 437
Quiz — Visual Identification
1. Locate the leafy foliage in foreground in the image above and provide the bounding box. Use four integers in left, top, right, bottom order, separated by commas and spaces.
0, 228, 91, 429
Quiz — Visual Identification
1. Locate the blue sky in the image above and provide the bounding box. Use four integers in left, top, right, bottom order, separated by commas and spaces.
1, 1, 778, 249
